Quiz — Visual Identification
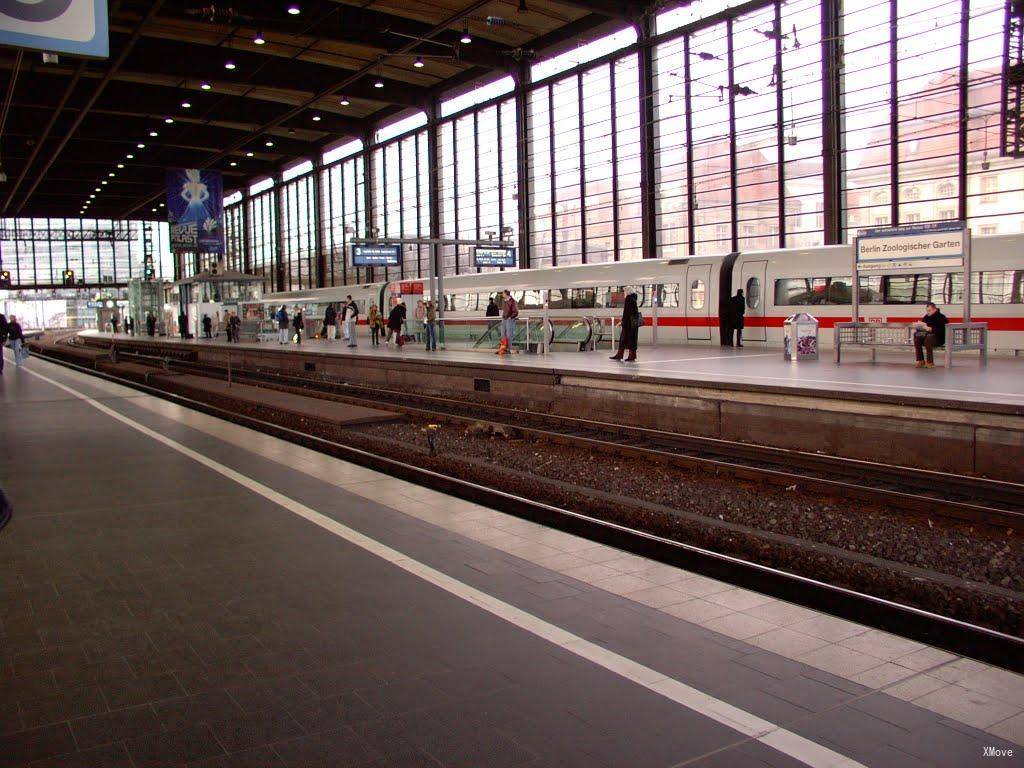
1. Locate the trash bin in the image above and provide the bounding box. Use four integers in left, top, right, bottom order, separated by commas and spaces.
783, 312, 819, 361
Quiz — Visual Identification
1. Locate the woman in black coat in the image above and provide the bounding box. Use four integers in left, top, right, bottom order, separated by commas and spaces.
610, 292, 641, 362
386, 302, 406, 348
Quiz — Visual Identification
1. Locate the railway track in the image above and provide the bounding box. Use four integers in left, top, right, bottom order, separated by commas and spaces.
28, 340, 1024, 674
103, 344, 1024, 533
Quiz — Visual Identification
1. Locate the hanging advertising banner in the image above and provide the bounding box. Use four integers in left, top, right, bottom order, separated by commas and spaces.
855, 221, 965, 272
166, 169, 223, 253
0, 0, 109, 58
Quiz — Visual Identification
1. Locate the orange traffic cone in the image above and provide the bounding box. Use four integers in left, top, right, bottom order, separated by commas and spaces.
496, 337, 508, 356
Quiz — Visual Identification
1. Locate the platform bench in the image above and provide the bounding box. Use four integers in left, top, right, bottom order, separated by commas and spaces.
834, 322, 988, 368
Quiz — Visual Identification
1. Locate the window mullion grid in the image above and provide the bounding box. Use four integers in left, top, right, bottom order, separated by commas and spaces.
774, 0, 786, 247
727, 16, 739, 253
683, 33, 696, 255
548, 85, 557, 266
578, 71, 587, 264
956, 0, 969, 222
610, 60, 620, 262
398, 140, 406, 280
889, 0, 899, 226
452, 120, 460, 275
475, 110, 482, 272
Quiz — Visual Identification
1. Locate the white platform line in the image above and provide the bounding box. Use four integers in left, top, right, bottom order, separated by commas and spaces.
23, 362, 865, 768
633, 352, 778, 365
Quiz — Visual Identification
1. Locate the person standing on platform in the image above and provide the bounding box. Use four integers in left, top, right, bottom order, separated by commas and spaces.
229, 311, 241, 343
125, 316, 134, 336
0, 313, 8, 375
386, 301, 406, 348
202, 314, 213, 339
913, 301, 948, 369
498, 289, 518, 355
344, 295, 359, 348
486, 296, 500, 317
424, 300, 437, 351
110, 313, 119, 335
225, 312, 234, 343
292, 307, 304, 345
146, 312, 156, 337
323, 303, 337, 342
368, 304, 383, 346
8, 315, 26, 367
728, 289, 746, 347
178, 311, 188, 339
276, 305, 289, 344
610, 292, 641, 362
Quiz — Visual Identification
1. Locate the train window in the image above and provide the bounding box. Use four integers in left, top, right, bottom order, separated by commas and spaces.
828, 279, 853, 304
883, 275, 932, 304
656, 284, 679, 308
979, 270, 1024, 304
690, 280, 706, 310
745, 277, 761, 309
857, 276, 883, 304
571, 289, 597, 309
548, 289, 571, 310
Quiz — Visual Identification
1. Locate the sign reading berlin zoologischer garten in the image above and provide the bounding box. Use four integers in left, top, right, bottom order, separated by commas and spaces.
855, 221, 965, 272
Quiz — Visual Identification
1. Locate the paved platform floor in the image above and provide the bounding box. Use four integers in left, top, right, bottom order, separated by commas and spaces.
1, 352, 1022, 767
84, 331, 1024, 410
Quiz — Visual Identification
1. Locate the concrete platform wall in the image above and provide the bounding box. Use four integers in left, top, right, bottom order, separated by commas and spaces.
77, 337, 1024, 481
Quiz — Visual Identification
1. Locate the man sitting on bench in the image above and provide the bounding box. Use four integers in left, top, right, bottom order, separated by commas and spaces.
912, 302, 948, 369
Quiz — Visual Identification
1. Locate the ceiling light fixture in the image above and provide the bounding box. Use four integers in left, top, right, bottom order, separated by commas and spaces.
181, 101, 191, 108
164, 117, 174, 124
89, 194, 95, 198
246, 151, 254, 156
230, 161, 237, 166
224, 60, 236, 70
137, 143, 146, 148
101, 180, 108, 185
200, 81, 212, 90
149, 131, 158, 137
94, 187, 100, 191
151, 207, 157, 212
108, 172, 115, 177
460, 24, 471, 44
126, 153, 134, 159
117, 163, 124, 168
254, 29, 266, 45
312, 114, 321, 121
413, 56, 424, 68
287, 4, 300, 14
339, 96, 350, 106
373, 78, 384, 88
265, 140, 274, 147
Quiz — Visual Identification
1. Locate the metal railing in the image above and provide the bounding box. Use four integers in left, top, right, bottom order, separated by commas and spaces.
835, 321, 988, 367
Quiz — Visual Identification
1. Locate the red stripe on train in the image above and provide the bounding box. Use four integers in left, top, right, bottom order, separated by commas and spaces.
644, 316, 1024, 331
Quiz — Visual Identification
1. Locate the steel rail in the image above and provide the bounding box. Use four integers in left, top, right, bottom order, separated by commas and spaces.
28, 344, 1024, 674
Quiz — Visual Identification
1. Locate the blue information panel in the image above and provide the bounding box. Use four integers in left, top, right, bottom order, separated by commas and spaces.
473, 247, 516, 268
0, 0, 109, 58
352, 244, 401, 266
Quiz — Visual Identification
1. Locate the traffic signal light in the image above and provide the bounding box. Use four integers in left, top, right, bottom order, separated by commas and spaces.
0, 269, 10, 289
144, 264, 155, 280
62, 268, 75, 286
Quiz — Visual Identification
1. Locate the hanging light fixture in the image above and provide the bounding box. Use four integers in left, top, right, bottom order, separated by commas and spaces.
254, 29, 266, 45
287, 4, 300, 15
224, 60, 236, 70
181, 101, 192, 108
460, 24, 472, 44
200, 81, 212, 90
339, 96, 350, 106
413, 56, 425, 68
312, 114, 322, 121
164, 117, 174, 124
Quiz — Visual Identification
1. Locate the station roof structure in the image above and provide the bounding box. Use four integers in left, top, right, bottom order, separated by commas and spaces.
0, 0, 644, 221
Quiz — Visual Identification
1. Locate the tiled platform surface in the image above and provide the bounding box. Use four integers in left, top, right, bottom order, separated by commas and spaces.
1, 352, 1022, 768
83, 331, 1024, 412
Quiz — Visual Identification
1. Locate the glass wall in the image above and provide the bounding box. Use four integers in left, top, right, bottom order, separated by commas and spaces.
0, 217, 173, 288
13, 0, 1011, 294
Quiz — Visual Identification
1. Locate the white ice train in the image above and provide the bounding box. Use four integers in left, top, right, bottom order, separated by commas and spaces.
264, 233, 1024, 353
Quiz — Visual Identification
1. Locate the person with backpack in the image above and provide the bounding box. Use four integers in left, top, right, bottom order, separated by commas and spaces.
276, 305, 289, 344
610, 292, 642, 363
323, 303, 337, 342
292, 307, 304, 345
343, 295, 359, 348
498, 289, 518, 355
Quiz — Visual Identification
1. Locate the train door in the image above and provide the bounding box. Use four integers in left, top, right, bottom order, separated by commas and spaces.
686, 265, 711, 341
740, 260, 767, 341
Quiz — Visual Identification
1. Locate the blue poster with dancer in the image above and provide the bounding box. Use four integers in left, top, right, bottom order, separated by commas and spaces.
166, 169, 223, 253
